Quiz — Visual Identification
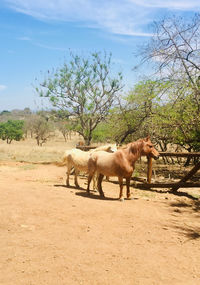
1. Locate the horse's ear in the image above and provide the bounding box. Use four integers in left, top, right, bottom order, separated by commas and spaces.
144, 135, 150, 142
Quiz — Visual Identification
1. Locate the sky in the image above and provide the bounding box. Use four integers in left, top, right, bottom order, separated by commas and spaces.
0, 0, 200, 111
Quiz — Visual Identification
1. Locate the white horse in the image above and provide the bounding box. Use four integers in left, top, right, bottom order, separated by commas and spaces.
59, 144, 117, 189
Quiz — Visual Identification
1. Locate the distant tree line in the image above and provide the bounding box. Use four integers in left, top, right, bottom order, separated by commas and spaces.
0, 109, 73, 146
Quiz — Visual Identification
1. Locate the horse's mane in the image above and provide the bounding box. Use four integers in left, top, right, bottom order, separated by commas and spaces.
127, 139, 144, 156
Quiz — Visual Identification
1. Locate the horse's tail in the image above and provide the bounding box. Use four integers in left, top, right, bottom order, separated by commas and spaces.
54, 156, 69, 167
88, 152, 98, 174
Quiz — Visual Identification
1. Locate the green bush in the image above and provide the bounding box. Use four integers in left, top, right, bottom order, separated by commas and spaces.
0, 120, 24, 144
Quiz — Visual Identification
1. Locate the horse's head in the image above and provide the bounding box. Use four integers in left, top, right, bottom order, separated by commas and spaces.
141, 137, 160, 160
109, 143, 118, 153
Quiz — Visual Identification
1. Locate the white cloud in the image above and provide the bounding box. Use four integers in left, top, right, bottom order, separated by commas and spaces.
129, 0, 200, 10
3, 0, 200, 37
0, 85, 7, 91
16, 36, 68, 51
17, 36, 31, 41
33, 42, 68, 51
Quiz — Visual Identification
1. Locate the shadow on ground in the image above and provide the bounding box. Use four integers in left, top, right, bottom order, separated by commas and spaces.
75, 191, 119, 201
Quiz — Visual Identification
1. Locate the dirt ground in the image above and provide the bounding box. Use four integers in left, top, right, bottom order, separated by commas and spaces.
0, 161, 200, 285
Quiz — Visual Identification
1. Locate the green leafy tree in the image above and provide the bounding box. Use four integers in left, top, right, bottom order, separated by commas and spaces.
0, 120, 24, 144
152, 95, 200, 164
36, 51, 123, 145
92, 119, 115, 143
0, 110, 11, 122
107, 80, 162, 143
0, 110, 10, 116
137, 14, 200, 150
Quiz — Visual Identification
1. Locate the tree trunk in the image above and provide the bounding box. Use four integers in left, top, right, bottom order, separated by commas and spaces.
184, 147, 192, 166
36, 137, 40, 146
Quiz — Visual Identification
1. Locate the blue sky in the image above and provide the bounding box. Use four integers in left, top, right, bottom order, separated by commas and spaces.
0, 0, 200, 111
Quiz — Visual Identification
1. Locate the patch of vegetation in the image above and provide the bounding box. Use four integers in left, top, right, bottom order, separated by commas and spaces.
0, 120, 24, 144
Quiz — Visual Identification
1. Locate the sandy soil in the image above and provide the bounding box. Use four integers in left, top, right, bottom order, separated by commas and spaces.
0, 161, 200, 285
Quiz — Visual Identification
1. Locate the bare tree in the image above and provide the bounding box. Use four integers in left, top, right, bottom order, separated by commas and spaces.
140, 14, 200, 104
32, 115, 54, 146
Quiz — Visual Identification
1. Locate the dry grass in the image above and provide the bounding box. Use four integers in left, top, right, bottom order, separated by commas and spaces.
1, 135, 199, 200
0, 133, 110, 163
0, 133, 81, 163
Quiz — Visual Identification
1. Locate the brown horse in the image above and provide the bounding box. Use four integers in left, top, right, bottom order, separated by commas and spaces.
87, 137, 159, 201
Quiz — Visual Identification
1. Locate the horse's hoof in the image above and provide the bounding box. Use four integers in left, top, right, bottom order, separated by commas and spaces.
119, 197, 124, 202
127, 197, 134, 200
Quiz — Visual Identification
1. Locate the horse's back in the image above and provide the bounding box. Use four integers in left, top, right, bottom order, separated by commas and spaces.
63, 148, 89, 170
89, 150, 133, 177
89, 151, 118, 176
69, 149, 90, 169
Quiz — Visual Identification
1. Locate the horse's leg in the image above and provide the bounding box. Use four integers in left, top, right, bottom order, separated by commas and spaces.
118, 177, 124, 201
97, 173, 105, 198
74, 169, 80, 188
87, 157, 96, 195
66, 165, 71, 186
126, 177, 132, 199
87, 173, 94, 195
105, 176, 109, 181
92, 172, 98, 192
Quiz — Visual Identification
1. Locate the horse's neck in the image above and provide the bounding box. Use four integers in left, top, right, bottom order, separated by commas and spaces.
126, 141, 143, 164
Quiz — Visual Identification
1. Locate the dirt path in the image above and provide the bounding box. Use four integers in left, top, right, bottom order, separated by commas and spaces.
0, 161, 200, 285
